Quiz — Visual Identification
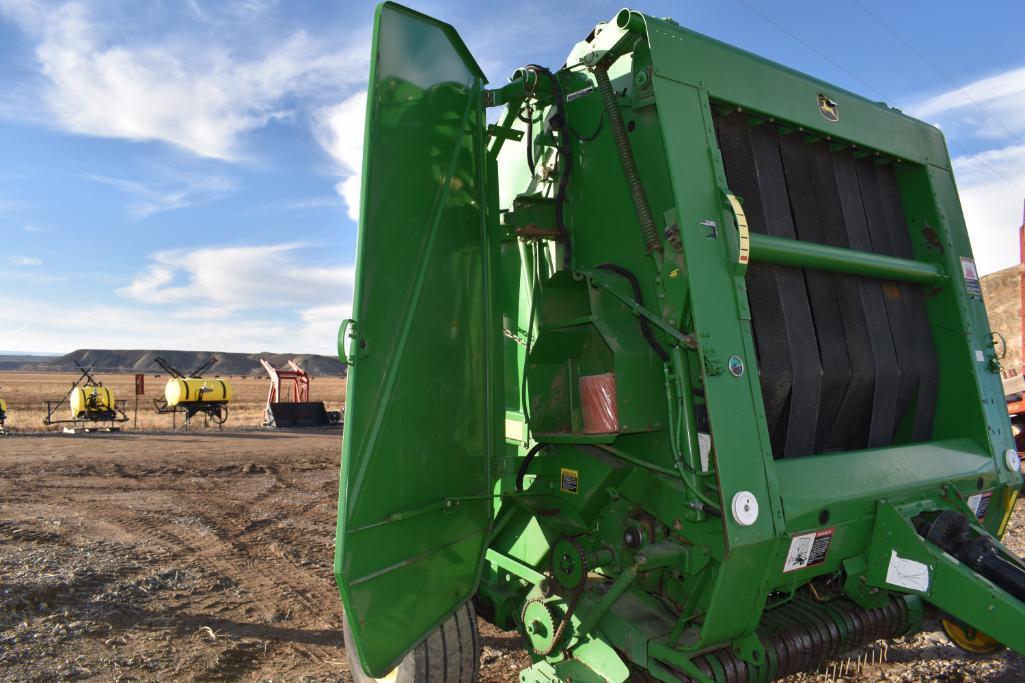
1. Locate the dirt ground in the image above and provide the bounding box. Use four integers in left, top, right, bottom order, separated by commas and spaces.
0, 430, 1023, 682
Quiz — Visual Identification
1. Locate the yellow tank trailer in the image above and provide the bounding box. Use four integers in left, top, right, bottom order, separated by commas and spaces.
42, 362, 128, 429
164, 378, 232, 408
0, 397, 7, 433
70, 386, 114, 418
152, 357, 232, 429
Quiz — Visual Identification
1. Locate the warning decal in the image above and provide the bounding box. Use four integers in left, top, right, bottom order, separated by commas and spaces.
968, 492, 993, 520
960, 256, 981, 296
560, 468, 579, 495
783, 528, 834, 573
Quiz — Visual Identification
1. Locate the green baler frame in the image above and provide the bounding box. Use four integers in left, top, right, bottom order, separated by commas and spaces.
337, 5, 1025, 681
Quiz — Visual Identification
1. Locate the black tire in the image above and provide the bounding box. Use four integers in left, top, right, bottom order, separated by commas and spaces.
343, 600, 480, 683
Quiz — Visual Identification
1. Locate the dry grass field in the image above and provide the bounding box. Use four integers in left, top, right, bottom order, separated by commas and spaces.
0, 372, 346, 432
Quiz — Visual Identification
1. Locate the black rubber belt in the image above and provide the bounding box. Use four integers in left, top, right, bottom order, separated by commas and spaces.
831, 152, 901, 448
715, 113, 823, 458
778, 133, 854, 453
855, 157, 920, 442
803, 142, 879, 451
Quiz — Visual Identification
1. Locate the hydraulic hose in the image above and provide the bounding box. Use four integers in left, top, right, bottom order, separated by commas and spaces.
596, 262, 668, 362
516, 442, 552, 492
593, 63, 663, 265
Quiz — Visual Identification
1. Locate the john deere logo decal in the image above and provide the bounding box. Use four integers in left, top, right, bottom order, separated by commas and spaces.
818, 94, 839, 122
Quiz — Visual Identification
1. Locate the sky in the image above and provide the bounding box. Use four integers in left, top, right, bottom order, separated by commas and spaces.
1, 0, 1024, 355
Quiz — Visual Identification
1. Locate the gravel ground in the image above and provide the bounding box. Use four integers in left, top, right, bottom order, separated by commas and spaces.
0, 430, 1021, 681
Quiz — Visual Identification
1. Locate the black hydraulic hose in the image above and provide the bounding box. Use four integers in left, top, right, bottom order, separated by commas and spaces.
515, 442, 552, 492
524, 64, 572, 269
596, 262, 669, 362
593, 64, 662, 259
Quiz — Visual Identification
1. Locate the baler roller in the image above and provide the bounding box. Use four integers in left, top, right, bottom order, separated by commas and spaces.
684, 595, 913, 682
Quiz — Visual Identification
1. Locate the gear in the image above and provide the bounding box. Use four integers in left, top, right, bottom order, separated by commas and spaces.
550, 537, 589, 591
521, 599, 560, 655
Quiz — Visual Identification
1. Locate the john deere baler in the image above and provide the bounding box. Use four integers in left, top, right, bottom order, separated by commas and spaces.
335, 5, 1025, 682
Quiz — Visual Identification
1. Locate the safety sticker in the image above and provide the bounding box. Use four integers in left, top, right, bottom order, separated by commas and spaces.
725, 194, 750, 265
885, 550, 930, 592
566, 86, 593, 102
960, 256, 981, 296
560, 467, 579, 495
782, 528, 834, 573
697, 432, 712, 473
968, 491, 993, 520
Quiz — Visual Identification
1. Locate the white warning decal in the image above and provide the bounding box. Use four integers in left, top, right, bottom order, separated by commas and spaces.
960, 256, 981, 296
698, 432, 712, 472
885, 550, 930, 592
783, 528, 834, 573
968, 492, 993, 520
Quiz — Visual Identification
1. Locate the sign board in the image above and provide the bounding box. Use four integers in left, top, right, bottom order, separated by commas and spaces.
135, 374, 145, 396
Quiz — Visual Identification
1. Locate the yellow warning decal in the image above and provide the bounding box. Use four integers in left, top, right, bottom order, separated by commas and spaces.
560, 468, 579, 495
726, 193, 750, 265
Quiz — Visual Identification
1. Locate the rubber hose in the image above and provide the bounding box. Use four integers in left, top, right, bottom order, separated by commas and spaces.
515, 442, 551, 492
593, 64, 662, 257
596, 262, 669, 362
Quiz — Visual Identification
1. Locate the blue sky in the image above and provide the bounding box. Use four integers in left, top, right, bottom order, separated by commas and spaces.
1, 0, 1024, 355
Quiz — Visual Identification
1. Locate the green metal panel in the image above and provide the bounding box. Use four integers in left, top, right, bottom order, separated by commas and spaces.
334, 3, 497, 677
338, 5, 1025, 681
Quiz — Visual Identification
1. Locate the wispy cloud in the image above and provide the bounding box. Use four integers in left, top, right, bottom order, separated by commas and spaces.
914, 65, 1025, 143
6, 255, 42, 266
118, 242, 354, 309
908, 64, 1025, 274
21, 223, 48, 233
87, 170, 236, 217
313, 90, 367, 222
0, 0, 369, 161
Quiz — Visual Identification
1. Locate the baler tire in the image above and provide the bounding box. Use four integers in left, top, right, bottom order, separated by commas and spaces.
342, 600, 480, 683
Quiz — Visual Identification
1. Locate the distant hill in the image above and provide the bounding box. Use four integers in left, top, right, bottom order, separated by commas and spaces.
0, 354, 60, 370
12, 349, 346, 377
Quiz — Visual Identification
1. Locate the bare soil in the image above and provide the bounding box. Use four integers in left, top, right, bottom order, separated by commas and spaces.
0, 430, 1022, 681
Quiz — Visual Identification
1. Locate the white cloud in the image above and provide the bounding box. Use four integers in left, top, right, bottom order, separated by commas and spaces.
0, 0, 368, 160
87, 170, 236, 217
314, 90, 367, 222
914, 66, 1025, 142
0, 296, 292, 353
118, 242, 354, 310
6, 255, 42, 266
908, 65, 1025, 274
21, 224, 48, 232
951, 145, 1025, 275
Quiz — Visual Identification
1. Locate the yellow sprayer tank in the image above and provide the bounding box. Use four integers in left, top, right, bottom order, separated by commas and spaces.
0, 398, 6, 414
164, 378, 232, 408
70, 386, 114, 417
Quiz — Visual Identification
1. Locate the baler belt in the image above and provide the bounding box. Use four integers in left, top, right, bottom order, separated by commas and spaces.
714, 112, 937, 458
830, 152, 901, 448
715, 113, 822, 458
779, 134, 854, 453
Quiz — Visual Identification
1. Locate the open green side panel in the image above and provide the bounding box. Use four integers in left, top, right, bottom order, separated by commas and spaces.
335, 3, 492, 677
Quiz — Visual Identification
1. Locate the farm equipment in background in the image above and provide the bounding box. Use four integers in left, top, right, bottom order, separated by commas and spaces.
152, 356, 231, 430
260, 358, 341, 428
0, 394, 7, 434
335, 4, 1025, 682
43, 360, 129, 432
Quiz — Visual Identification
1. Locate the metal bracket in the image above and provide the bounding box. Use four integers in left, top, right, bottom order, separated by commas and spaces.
338, 318, 358, 366
584, 270, 696, 349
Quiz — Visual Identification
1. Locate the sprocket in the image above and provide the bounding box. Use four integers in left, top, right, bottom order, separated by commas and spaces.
550, 537, 589, 591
